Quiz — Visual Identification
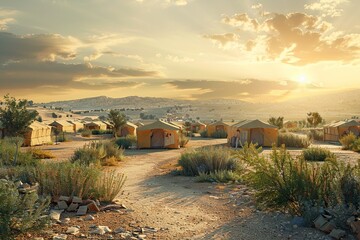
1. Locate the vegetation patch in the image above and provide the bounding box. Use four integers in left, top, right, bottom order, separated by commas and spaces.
81, 129, 92, 137
115, 135, 137, 149
302, 147, 335, 162
340, 132, 360, 152
278, 133, 311, 148
27, 148, 55, 159
210, 130, 228, 138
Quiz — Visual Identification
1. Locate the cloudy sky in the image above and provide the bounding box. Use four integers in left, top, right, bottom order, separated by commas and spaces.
0, 0, 359, 102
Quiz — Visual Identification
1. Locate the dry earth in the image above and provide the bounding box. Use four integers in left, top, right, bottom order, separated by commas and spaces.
19, 138, 360, 240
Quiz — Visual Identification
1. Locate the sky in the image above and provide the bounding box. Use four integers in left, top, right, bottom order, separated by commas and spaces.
0, 0, 359, 102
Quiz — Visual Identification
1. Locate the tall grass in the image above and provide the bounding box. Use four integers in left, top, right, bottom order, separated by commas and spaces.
278, 133, 311, 148
179, 133, 189, 148
307, 129, 324, 141
93, 170, 126, 202
302, 147, 335, 162
0, 138, 38, 166
340, 132, 360, 152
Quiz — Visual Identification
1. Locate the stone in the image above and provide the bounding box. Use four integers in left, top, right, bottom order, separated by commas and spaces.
85, 215, 95, 221
351, 221, 360, 233
290, 216, 305, 227
114, 227, 125, 233
59, 196, 70, 202
61, 218, 71, 224
87, 201, 100, 212
53, 234, 67, 240
329, 229, 346, 240
49, 210, 63, 221
314, 215, 328, 230
57, 201, 68, 210
72, 196, 82, 203
319, 221, 336, 233
138, 234, 146, 239
67, 203, 79, 212
90, 226, 112, 235
100, 204, 126, 211
66, 227, 80, 235
76, 206, 88, 216
34, 238, 44, 240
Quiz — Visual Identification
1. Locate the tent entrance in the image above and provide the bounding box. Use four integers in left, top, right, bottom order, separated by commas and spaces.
250, 128, 264, 146
216, 125, 225, 132
151, 129, 165, 148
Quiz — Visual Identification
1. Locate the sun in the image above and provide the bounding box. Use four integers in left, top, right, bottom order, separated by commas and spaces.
296, 75, 309, 85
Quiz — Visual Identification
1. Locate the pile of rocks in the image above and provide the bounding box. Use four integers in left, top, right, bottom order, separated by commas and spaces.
51, 195, 101, 217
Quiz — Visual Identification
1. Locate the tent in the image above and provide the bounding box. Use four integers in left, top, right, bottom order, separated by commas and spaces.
228, 119, 278, 147
191, 121, 206, 133
323, 120, 360, 142
118, 122, 137, 137
49, 120, 74, 133
84, 121, 107, 131
101, 121, 114, 130
23, 121, 52, 147
67, 120, 84, 132
137, 120, 181, 149
206, 121, 229, 137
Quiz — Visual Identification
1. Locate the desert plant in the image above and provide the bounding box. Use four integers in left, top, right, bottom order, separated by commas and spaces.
179, 133, 189, 148
307, 129, 324, 141
92, 129, 113, 135
302, 147, 335, 162
197, 170, 241, 183
307, 112, 323, 128
340, 132, 360, 152
0, 138, 38, 166
0, 179, 50, 239
199, 130, 208, 138
115, 135, 137, 149
268, 116, 284, 129
93, 170, 126, 202
278, 133, 311, 148
210, 130, 228, 138
27, 148, 55, 159
81, 129, 92, 137
108, 109, 126, 137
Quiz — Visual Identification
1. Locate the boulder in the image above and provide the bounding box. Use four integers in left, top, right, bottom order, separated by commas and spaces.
76, 206, 88, 216
66, 227, 80, 235
49, 210, 63, 221
57, 201, 68, 210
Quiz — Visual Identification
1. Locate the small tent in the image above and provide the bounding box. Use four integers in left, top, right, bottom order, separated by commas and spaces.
67, 120, 84, 132
84, 121, 107, 131
206, 121, 229, 137
118, 122, 137, 137
23, 121, 52, 147
49, 120, 74, 133
137, 120, 181, 149
323, 120, 360, 142
191, 121, 206, 133
228, 119, 278, 147
101, 121, 114, 130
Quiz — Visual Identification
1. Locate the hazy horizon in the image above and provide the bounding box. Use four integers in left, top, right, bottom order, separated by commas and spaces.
0, 0, 359, 102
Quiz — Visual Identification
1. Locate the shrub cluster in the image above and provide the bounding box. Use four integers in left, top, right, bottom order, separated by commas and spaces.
302, 147, 335, 162
81, 129, 92, 137
210, 130, 228, 138
179, 133, 189, 148
115, 135, 137, 149
0, 137, 39, 166
27, 148, 55, 159
278, 133, 311, 148
340, 132, 360, 152
199, 130, 208, 138
92, 129, 113, 135
307, 129, 324, 141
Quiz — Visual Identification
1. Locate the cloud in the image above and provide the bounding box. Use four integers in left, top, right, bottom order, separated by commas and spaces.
305, 0, 348, 18
167, 79, 316, 100
208, 10, 360, 65
166, 55, 194, 63
0, 60, 157, 91
0, 8, 18, 30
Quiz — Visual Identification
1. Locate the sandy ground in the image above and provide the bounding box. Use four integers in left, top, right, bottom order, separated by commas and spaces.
19, 138, 359, 239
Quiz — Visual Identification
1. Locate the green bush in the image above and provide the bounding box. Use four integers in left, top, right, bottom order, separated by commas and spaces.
115, 135, 137, 149
178, 146, 243, 182
302, 147, 335, 162
199, 130, 208, 138
71, 140, 124, 166
0, 179, 50, 239
27, 148, 55, 159
340, 132, 360, 152
92, 129, 113, 135
278, 133, 311, 148
0, 138, 39, 166
210, 130, 228, 138
307, 129, 324, 141
81, 129, 92, 137
197, 170, 241, 183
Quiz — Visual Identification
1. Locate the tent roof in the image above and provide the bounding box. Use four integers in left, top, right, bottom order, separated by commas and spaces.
101, 121, 114, 127
28, 121, 52, 130
192, 121, 206, 126
208, 121, 229, 126
324, 120, 360, 128
124, 121, 137, 128
84, 121, 107, 127
137, 120, 181, 131
232, 119, 278, 129
50, 120, 74, 127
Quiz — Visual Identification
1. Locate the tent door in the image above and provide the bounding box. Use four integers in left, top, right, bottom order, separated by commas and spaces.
250, 128, 264, 146
151, 129, 165, 148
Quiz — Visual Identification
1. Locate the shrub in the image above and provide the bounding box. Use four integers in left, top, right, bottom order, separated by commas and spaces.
199, 130, 208, 138
27, 148, 55, 159
71, 140, 124, 166
179, 133, 189, 148
92, 129, 113, 135
0, 138, 38, 166
81, 129, 92, 137
210, 130, 228, 138
93, 170, 126, 202
278, 133, 311, 148
115, 135, 137, 149
178, 146, 243, 181
340, 132, 360, 152
307, 129, 324, 141
0, 179, 50, 239
302, 147, 335, 162
197, 170, 241, 183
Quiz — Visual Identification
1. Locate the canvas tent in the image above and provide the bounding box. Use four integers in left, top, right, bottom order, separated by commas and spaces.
191, 121, 206, 133
118, 122, 137, 137
323, 120, 360, 142
49, 120, 74, 133
24, 121, 52, 147
102, 121, 114, 130
228, 119, 278, 147
67, 120, 84, 132
84, 121, 107, 131
206, 121, 229, 137
137, 120, 181, 149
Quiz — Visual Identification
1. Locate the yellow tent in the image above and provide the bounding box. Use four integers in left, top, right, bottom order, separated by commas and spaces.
137, 120, 181, 149
84, 121, 107, 131
118, 122, 137, 137
101, 121, 114, 130
191, 121, 206, 133
49, 120, 74, 133
228, 119, 278, 147
67, 120, 84, 132
206, 121, 229, 137
323, 120, 360, 142
24, 121, 52, 147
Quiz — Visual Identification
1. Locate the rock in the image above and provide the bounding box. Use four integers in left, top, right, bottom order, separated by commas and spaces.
114, 227, 125, 233
33, 238, 44, 240
85, 215, 95, 221
57, 201, 68, 210
291, 216, 305, 227
66, 226, 80, 235
59, 196, 70, 202
100, 204, 127, 211
72, 196, 82, 203
49, 210, 63, 221
329, 229, 346, 240
90, 226, 112, 235
87, 201, 100, 212
67, 203, 79, 212
319, 221, 336, 233
314, 215, 328, 230
76, 206, 88, 216
138, 234, 146, 239
53, 234, 67, 240
61, 218, 71, 224
351, 221, 360, 233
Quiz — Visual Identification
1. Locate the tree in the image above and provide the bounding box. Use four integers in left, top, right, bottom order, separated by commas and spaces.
268, 116, 284, 129
108, 109, 126, 137
0, 95, 38, 137
307, 112, 323, 128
